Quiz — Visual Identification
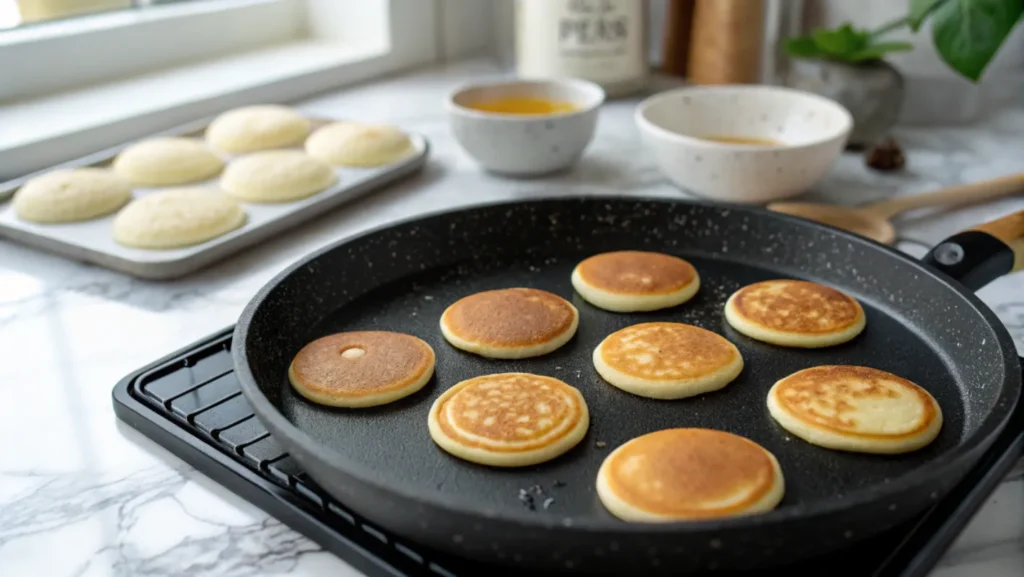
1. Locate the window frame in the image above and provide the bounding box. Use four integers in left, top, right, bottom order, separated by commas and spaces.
0, 0, 455, 180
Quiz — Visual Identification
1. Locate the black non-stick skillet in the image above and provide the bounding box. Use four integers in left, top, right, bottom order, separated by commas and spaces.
233, 198, 1023, 575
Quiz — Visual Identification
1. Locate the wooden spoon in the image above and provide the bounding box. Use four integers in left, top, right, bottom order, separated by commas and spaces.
767, 173, 1024, 244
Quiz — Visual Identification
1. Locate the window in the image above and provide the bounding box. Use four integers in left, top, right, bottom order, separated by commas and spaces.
0, 0, 455, 180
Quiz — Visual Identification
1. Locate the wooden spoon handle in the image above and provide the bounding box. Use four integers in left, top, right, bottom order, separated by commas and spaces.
863, 173, 1024, 220
973, 210, 1024, 273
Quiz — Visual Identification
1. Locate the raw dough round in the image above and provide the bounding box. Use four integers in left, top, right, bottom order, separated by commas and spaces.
112, 187, 247, 249
305, 122, 414, 167
205, 105, 311, 154
112, 137, 225, 186
220, 150, 337, 203
13, 168, 132, 224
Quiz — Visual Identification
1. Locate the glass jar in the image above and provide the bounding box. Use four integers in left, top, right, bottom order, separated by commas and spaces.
515, 0, 649, 98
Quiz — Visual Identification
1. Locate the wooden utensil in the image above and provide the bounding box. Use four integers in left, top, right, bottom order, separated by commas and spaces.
767, 173, 1024, 244
687, 0, 766, 84
660, 0, 695, 77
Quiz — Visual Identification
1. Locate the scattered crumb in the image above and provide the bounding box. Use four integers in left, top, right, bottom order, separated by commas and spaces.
595, 441, 607, 448
543, 497, 556, 510
553, 480, 566, 488
517, 489, 536, 511
528, 484, 545, 496
865, 137, 905, 171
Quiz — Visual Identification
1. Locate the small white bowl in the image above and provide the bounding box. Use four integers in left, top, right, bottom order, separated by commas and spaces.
635, 85, 853, 203
447, 78, 605, 176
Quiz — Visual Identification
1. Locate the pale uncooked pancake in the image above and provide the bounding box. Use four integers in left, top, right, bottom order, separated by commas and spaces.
220, 150, 337, 202
288, 331, 435, 408
427, 373, 589, 467
205, 105, 311, 154
725, 279, 866, 348
571, 251, 700, 312
13, 168, 132, 224
305, 121, 414, 167
593, 322, 744, 399
439, 288, 579, 359
597, 428, 784, 522
767, 365, 943, 454
112, 137, 225, 186
112, 187, 246, 249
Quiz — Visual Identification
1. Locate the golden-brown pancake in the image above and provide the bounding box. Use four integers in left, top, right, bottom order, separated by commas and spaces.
288, 331, 435, 408
724, 279, 866, 348
597, 428, 784, 522
427, 373, 589, 467
439, 288, 579, 359
767, 365, 943, 454
571, 250, 700, 312
593, 322, 744, 399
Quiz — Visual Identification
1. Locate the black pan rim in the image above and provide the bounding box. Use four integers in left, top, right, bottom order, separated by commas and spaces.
233, 194, 1021, 533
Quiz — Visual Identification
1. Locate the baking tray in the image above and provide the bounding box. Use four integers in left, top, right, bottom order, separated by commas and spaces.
112, 326, 1024, 577
0, 116, 429, 280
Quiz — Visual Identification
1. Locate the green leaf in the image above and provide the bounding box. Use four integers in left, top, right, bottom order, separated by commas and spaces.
931, 0, 1024, 81
848, 42, 916, 62
909, 0, 949, 30
784, 36, 824, 58
811, 23, 870, 58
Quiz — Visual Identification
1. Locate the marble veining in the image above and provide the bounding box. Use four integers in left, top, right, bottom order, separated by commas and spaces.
1, 59, 1022, 576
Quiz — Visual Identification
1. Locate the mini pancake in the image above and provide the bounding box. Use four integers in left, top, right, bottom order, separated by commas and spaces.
767, 365, 943, 454
220, 150, 337, 202
205, 105, 311, 154
571, 250, 700, 312
439, 288, 579, 359
112, 187, 246, 249
724, 279, 866, 348
427, 373, 589, 467
305, 121, 414, 167
597, 428, 784, 522
593, 322, 743, 399
112, 137, 225, 186
288, 331, 435, 408
13, 168, 132, 224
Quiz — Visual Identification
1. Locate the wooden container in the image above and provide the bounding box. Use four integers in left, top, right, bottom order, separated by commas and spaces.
659, 0, 696, 77
687, 0, 766, 85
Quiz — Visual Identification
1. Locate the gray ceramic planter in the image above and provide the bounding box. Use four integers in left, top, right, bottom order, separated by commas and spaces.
785, 58, 904, 149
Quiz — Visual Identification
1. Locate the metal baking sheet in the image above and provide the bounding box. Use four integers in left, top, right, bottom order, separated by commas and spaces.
0, 116, 429, 279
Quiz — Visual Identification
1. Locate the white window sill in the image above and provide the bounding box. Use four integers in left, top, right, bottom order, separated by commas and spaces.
0, 39, 408, 180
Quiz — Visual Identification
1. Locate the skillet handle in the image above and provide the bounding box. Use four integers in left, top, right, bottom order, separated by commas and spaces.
921, 209, 1024, 292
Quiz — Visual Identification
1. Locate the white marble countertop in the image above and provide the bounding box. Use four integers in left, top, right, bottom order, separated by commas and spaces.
1, 60, 1022, 577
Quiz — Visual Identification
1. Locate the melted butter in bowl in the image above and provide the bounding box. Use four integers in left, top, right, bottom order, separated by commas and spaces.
467, 97, 578, 116
447, 78, 605, 176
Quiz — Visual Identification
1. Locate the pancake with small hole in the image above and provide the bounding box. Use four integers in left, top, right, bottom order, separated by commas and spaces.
288, 331, 435, 408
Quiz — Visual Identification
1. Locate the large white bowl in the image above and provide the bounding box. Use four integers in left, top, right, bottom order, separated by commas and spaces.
635, 85, 853, 203
448, 79, 605, 177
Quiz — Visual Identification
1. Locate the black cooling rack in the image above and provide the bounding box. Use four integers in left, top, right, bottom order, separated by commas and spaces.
112, 327, 1024, 577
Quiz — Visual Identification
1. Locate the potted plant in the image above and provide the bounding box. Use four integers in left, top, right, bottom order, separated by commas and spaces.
783, 0, 1023, 149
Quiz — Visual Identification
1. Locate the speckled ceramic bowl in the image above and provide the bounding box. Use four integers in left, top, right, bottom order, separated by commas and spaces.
636, 85, 853, 203
447, 78, 605, 177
